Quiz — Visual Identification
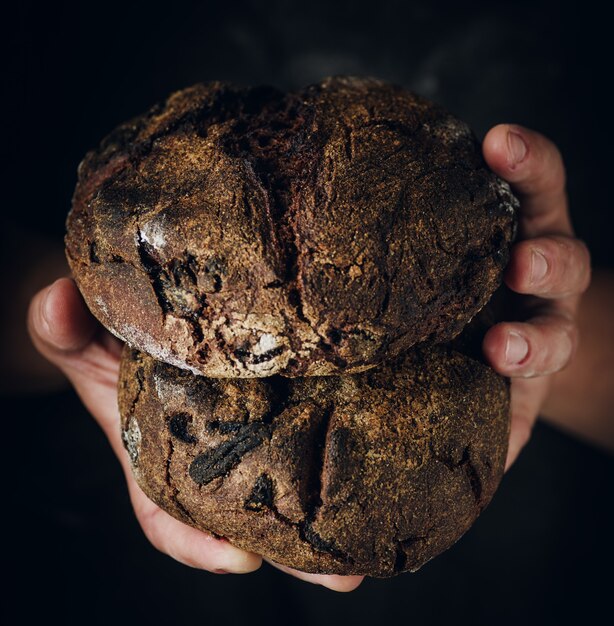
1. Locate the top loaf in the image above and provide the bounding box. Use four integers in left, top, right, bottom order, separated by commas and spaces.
66, 76, 517, 378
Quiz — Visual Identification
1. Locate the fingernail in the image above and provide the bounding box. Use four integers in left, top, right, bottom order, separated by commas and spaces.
213, 569, 229, 575
505, 332, 529, 365
40, 285, 54, 334
507, 130, 527, 167
530, 249, 548, 284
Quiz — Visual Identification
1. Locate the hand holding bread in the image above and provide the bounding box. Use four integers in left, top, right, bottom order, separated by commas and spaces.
28, 79, 589, 589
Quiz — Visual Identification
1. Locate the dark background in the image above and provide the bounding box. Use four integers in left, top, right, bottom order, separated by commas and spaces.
4, 1, 613, 624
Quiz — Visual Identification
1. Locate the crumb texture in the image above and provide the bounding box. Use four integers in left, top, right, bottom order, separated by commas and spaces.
118, 337, 510, 577
67, 77, 517, 377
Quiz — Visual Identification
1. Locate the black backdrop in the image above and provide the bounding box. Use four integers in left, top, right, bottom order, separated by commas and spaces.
4, 1, 613, 625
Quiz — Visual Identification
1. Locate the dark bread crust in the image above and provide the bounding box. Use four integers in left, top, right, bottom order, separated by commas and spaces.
119, 341, 509, 576
67, 77, 517, 377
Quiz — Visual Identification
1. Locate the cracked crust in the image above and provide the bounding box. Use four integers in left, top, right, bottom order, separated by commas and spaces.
118, 339, 509, 577
67, 77, 517, 378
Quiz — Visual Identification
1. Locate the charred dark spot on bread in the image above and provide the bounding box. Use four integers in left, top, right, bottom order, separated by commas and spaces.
189, 422, 271, 486
167, 413, 198, 444
244, 474, 275, 511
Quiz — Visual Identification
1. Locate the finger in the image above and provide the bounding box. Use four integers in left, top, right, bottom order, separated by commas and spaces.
265, 558, 364, 592
28, 278, 98, 356
504, 235, 591, 299
127, 478, 262, 574
483, 124, 571, 237
28, 278, 121, 391
27, 278, 121, 429
483, 315, 578, 378
504, 377, 548, 471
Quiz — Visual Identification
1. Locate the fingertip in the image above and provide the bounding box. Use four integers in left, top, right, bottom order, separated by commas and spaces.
484, 124, 570, 230
483, 123, 520, 177
504, 241, 552, 295
32, 278, 96, 353
503, 241, 533, 293
506, 237, 591, 298
504, 331, 530, 367
486, 314, 578, 379
28, 284, 52, 350
483, 323, 531, 375
485, 124, 556, 187
482, 323, 509, 371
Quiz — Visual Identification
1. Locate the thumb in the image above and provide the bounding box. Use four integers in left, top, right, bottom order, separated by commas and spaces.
27, 278, 123, 437
28, 278, 98, 360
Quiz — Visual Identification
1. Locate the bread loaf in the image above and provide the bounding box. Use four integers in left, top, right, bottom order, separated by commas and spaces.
119, 339, 509, 576
66, 77, 515, 576
66, 77, 516, 378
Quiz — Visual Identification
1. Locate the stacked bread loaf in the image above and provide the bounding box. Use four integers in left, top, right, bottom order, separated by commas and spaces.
66, 77, 517, 576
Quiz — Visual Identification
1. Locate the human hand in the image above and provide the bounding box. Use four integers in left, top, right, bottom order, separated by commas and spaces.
27, 278, 363, 591
482, 125, 591, 470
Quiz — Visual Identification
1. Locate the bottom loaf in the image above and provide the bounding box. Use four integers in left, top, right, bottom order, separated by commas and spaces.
118, 343, 509, 577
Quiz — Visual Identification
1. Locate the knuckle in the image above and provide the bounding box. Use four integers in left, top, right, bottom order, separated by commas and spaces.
580, 264, 592, 294
524, 153, 564, 196
576, 237, 590, 260
545, 317, 577, 373
551, 239, 574, 292
576, 240, 592, 293
539, 134, 567, 190
524, 315, 575, 375
540, 237, 590, 296
562, 320, 579, 365
548, 157, 566, 192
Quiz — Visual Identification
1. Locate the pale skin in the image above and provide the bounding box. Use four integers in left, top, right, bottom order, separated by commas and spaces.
27, 124, 605, 592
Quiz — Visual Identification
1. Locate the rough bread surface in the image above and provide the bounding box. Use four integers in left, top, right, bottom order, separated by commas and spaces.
118, 341, 509, 576
67, 77, 517, 377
